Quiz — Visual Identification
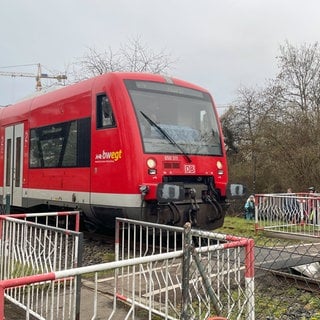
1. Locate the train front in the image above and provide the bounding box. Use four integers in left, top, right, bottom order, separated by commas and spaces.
125, 77, 228, 230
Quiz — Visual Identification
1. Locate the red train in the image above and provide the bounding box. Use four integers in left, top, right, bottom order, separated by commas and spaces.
0, 72, 228, 231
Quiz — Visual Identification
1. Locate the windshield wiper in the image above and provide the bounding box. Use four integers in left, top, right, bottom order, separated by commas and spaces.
140, 111, 192, 163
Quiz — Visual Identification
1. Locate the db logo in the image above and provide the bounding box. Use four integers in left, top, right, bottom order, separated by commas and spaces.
185, 164, 196, 174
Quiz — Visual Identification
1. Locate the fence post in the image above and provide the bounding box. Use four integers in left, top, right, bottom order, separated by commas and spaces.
246, 238, 255, 320
181, 222, 192, 319
75, 232, 84, 320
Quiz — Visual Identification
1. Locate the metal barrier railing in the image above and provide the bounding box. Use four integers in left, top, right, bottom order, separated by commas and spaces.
255, 193, 320, 238
0, 218, 254, 320
0, 210, 81, 232
113, 218, 255, 320
0, 251, 182, 320
0, 211, 82, 320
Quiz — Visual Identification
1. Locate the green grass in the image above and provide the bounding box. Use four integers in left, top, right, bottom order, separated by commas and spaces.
216, 215, 306, 246
216, 215, 257, 238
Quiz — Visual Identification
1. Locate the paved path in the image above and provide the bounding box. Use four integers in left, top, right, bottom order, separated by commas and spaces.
80, 280, 133, 320
5, 281, 144, 320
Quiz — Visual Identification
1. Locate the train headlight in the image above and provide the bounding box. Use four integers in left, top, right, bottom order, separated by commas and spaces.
147, 158, 157, 175
147, 158, 157, 169
217, 161, 224, 175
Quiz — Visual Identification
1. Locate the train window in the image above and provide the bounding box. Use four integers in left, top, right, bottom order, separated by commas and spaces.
125, 80, 222, 156
15, 137, 21, 187
29, 118, 91, 168
96, 94, 116, 129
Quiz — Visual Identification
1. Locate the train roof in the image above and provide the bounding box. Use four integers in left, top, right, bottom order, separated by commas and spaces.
0, 72, 211, 126
110, 72, 209, 92
6, 72, 210, 106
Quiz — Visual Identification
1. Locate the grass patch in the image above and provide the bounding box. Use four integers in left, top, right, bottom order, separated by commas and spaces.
216, 215, 306, 246
216, 215, 256, 238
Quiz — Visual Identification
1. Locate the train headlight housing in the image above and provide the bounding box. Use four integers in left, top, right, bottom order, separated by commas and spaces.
217, 161, 224, 175
147, 158, 157, 175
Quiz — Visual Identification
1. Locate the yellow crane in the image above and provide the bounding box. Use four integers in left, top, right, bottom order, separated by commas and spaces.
0, 63, 67, 91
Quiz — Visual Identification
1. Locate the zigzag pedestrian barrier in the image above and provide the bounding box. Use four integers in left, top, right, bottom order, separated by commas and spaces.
112, 218, 255, 320
0, 211, 82, 320
255, 193, 320, 238
0, 216, 254, 319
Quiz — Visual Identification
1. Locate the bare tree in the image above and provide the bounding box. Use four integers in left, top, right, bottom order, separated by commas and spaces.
276, 41, 320, 114
226, 41, 320, 193
221, 107, 239, 155
222, 86, 268, 193
70, 36, 177, 81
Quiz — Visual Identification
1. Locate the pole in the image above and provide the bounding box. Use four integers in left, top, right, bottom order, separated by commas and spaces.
181, 222, 192, 319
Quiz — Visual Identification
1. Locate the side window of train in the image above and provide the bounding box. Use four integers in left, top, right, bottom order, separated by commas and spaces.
96, 94, 116, 129
29, 118, 91, 168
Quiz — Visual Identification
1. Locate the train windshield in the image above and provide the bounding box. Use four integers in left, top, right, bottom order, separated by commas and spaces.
125, 80, 222, 156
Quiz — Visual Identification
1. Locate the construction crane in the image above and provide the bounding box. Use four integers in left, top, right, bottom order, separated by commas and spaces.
0, 63, 67, 91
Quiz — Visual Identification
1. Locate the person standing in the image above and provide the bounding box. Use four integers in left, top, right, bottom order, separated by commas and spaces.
244, 195, 255, 220
307, 187, 318, 224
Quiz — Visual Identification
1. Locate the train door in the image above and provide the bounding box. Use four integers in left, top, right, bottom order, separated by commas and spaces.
3, 123, 24, 207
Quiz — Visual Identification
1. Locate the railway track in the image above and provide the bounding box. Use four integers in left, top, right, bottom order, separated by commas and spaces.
82, 231, 116, 266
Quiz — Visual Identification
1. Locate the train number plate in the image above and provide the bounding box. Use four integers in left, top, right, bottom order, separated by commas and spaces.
184, 164, 196, 174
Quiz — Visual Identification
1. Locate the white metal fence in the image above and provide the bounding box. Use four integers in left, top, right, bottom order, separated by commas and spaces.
112, 218, 254, 320
0, 217, 254, 320
0, 211, 82, 320
255, 193, 320, 238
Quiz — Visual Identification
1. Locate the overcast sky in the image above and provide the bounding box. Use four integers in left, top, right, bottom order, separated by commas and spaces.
1, 0, 320, 113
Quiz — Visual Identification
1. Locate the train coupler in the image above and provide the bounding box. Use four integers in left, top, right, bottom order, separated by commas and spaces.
204, 195, 223, 222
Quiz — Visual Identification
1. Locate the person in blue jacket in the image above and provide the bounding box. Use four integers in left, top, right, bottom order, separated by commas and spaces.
244, 195, 255, 220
